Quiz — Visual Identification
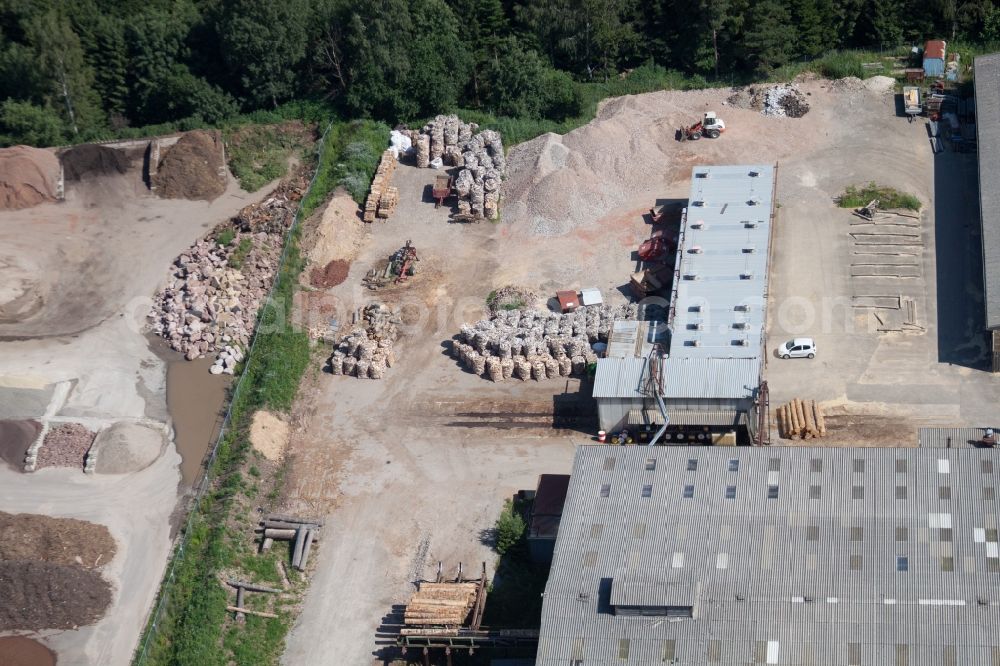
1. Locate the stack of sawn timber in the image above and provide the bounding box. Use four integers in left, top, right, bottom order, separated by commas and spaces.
364, 150, 397, 222
776, 399, 827, 439
256, 513, 321, 571
401, 581, 478, 632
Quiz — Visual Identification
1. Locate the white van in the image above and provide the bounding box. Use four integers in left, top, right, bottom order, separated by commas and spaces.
778, 337, 816, 359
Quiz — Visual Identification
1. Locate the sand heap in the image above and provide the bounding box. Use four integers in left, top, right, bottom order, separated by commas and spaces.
153, 130, 226, 200
60, 144, 130, 181
409, 115, 505, 219
0, 146, 60, 210
90, 422, 164, 474
450, 304, 636, 381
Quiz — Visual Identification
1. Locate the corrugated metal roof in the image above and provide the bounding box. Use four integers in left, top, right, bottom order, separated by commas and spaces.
975, 54, 1000, 329
668, 165, 775, 360
919, 427, 999, 448
661, 357, 759, 399
537, 445, 1000, 665
591, 357, 649, 399
606, 320, 666, 359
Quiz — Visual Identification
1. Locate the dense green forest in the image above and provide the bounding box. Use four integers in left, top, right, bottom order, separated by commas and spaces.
1, 0, 998, 146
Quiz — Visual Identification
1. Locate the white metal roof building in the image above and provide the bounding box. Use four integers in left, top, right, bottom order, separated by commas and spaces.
537, 444, 1000, 665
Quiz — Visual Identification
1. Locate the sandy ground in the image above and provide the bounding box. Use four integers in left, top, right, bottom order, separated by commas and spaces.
0, 160, 281, 664
281, 77, 1000, 665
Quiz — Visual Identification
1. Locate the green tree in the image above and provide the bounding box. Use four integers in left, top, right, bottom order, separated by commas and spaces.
483, 37, 580, 119
24, 9, 103, 135
0, 99, 66, 146
344, 0, 471, 120
89, 16, 129, 119
743, 0, 796, 73
445, 0, 507, 103
123, 4, 199, 125
218, 0, 310, 107
494, 500, 526, 556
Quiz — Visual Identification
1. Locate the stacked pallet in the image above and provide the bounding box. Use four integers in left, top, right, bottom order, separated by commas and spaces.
403, 582, 478, 627
776, 399, 827, 439
363, 150, 398, 222
377, 186, 398, 218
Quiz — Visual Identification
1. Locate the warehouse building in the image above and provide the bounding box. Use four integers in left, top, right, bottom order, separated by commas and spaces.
974, 54, 1000, 371
537, 444, 1000, 665
592, 165, 775, 443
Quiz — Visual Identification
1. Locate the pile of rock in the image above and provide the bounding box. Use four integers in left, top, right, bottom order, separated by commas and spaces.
451, 304, 636, 381
726, 83, 810, 118
328, 303, 400, 379
410, 115, 505, 219
148, 233, 280, 364
209, 344, 246, 375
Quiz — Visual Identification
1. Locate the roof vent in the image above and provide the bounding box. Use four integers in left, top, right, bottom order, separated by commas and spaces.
687, 322, 703, 331
742, 246, 756, 254
749, 170, 760, 177
734, 338, 750, 346
743, 220, 757, 228
740, 272, 754, 280
692, 200, 705, 207
690, 220, 705, 229
734, 322, 749, 330
689, 304, 702, 312
696, 171, 710, 178
747, 198, 761, 206
735, 304, 751, 312
689, 245, 703, 254
687, 340, 701, 347
683, 273, 699, 281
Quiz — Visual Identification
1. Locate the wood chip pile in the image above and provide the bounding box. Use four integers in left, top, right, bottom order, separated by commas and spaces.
451, 304, 636, 381
328, 303, 400, 379
408, 115, 505, 219
776, 398, 827, 439
403, 582, 478, 627
364, 150, 398, 222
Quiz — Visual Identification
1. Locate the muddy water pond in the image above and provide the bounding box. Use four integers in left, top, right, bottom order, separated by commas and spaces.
0, 636, 57, 666
150, 338, 231, 486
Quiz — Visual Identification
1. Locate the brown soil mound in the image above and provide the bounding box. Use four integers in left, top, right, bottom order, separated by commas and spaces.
36, 423, 95, 470
60, 144, 131, 181
0, 146, 60, 210
0, 561, 112, 631
153, 130, 226, 201
0, 512, 117, 568
310, 259, 350, 288
0, 419, 40, 471
0, 636, 56, 666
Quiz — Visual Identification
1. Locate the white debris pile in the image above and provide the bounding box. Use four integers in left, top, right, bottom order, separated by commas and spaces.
409, 115, 505, 219
762, 84, 810, 118
451, 304, 636, 381
328, 303, 400, 379
147, 233, 280, 369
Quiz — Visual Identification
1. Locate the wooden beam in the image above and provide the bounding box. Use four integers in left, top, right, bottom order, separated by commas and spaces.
227, 580, 282, 594
227, 605, 278, 619
296, 529, 315, 571
292, 527, 306, 569
267, 513, 324, 527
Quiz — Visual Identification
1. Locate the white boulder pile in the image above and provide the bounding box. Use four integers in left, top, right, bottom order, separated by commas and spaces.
451, 304, 636, 381
726, 83, 810, 118
209, 344, 245, 375
328, 303, 400, 379
409, 115, 505, 219
148, 232, 281, 367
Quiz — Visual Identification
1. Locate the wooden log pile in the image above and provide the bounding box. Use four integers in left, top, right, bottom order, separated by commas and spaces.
402, 582, 479, 628
364, 150, 398, 223
254, 513, 321, 571
776, 399, 827, 439
328, 303, 400, 379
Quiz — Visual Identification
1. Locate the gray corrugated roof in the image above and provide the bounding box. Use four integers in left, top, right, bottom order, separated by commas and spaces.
919, 427, 999, 448
661, 357, 759, 399
591, 357, 649, 399
975, 54, 1000, 329
669, 165, 775, 357
537, 445, 1000, 665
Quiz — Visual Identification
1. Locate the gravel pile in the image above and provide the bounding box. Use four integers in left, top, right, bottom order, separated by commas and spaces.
91, 422, 164, 474
36, 423, 95, 470
450, 304, 636, 381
